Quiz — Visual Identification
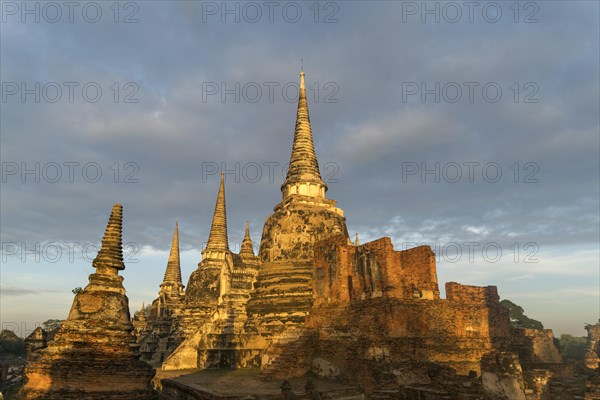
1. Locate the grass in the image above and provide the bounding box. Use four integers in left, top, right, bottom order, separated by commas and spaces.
4, 382, 23, 400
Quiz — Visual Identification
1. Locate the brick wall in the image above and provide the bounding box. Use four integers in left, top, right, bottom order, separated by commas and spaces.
313, 236, 440, 303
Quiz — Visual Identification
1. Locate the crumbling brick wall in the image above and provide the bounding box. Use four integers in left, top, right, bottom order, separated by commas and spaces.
306, 295, 512, 391
313, 236, 440, 304
510, 328, 562, 365
585, 322, 600, 369
396, 245, 439, 300
446, 282, 511, 340
446, 282, 499, 305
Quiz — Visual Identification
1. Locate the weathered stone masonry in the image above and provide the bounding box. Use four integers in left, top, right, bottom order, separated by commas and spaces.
19, 204, 156, 400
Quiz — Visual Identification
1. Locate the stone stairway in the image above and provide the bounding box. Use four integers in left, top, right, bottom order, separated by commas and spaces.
259, 328, 317, 380
245, 262, 316, 334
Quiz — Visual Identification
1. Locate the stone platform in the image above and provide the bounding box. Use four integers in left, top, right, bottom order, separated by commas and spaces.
156, 369, 363, 399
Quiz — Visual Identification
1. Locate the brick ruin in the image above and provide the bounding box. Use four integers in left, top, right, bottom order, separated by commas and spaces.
586, 321, 600, 369
303, 235, 514, 383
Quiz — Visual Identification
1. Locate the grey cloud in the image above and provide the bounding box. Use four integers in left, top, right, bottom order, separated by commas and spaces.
1, 287, 39, 296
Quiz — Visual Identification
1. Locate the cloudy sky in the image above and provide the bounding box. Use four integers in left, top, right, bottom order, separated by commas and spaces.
1, 1, 598, 337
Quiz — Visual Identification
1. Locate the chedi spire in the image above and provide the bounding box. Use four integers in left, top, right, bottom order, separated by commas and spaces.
203, 172, 229, 256
163, 221, 182, 285
93, 203, 125, 274
240, 221, 255, 258
281, 69, 327, 199
139, 302, 147, 321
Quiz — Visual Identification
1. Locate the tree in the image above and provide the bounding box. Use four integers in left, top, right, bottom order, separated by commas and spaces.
42, 319, 63, 332
0, 329, 25, 355
500, 299, 544, 330
558, 334, 587, 361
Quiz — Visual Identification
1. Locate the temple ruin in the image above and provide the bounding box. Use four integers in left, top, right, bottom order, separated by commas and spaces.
130, 71, 572, 398
15, 71, 591, 399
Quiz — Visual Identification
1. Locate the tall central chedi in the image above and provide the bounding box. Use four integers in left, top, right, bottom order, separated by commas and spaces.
161, 70, 346, 370
244, 70, 348, 337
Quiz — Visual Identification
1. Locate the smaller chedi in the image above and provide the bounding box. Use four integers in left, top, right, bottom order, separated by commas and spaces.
136, 221, 186, 364
18, 204, 156, 400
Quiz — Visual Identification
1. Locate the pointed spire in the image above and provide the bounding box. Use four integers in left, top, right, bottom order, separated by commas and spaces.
93, 204, 125, 273
240, 221, 255, 258
281, 69, 327, 198
162, 221, 183, 284
355, 232, 359, 246
205, 172, 229, 252
138, 302, 146, 321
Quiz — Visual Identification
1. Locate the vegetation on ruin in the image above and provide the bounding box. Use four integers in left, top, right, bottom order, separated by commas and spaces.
4, 383, 24, 400
42, 319, 62, 332
71, 287, 83, 295
500, 299, 544, 330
